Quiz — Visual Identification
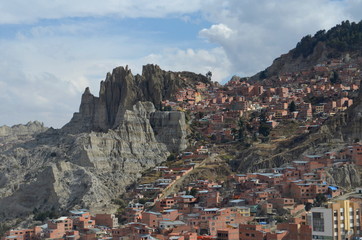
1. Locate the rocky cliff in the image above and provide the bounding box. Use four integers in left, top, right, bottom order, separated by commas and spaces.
0, 64, 205, 221
327, 164, 361, 188
0, 121, 47, 142
255, 42, 330, 79
0, 102, 171, 219
252, 21, 362, 81
150, 111, 188, 152
62, 64, 208, 133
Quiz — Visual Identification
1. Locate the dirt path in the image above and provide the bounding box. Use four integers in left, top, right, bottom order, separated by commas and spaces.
158, 153, 219, 199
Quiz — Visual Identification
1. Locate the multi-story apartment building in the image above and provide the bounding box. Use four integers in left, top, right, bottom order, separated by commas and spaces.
309, 200, 362, 240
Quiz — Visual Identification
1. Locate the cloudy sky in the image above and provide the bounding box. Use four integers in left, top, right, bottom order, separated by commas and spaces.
0, 0, 361, 128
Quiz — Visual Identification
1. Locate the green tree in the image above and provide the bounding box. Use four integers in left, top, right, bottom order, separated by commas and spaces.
189, 188, 198, 197
259, 110, 268, 123
167, 153, 176, 161
0, 223, 10, 237
237, 118, 246, 142
288, 101, 297, 112
258, 111, 271, 137
206, 71, 212, 80
292, 20, 362, 59
314, 193, 327, 207
305, 202, 313, 212
259, 124, 271, 137
275, 216, 288, 223
34, 210, 59, 222
196, 112, 204, 120
163, 105, 172, 111
259, 70, 267, 79
113, 199, 127, 208
330, 71, 341, 84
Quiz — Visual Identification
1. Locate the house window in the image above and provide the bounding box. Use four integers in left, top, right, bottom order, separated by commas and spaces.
313, 212, 325, 232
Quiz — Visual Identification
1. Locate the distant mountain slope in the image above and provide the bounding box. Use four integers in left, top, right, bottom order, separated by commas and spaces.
230, 21, 362, 187
231, 85, 362, 188
253, 20, 362, 80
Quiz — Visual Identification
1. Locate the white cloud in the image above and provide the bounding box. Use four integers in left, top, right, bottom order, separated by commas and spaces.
0, 0, 203, 24
198, 0, 362, 76
200, 24, 234, 41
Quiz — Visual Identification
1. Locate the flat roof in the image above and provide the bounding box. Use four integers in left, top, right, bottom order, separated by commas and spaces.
305, 154, 323, 158
204, 208, 219, 211
181, 195, 195, 198
70, 210, 87, 215
163, 209, 177, 212
293, 161, 308, 164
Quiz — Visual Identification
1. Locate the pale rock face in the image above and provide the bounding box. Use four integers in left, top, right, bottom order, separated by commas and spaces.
0, 121, 47, 142
0, 65, 207, 222
150, 111, 188, 152
0, 64, 195, 222
0, 102, 178, 220
315, 85, 362, 143
327, 164, 361, 188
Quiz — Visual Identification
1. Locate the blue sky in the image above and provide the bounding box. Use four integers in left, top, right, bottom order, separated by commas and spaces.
0, 0, 361, 128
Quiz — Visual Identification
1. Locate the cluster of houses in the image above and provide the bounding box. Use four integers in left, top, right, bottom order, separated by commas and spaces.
135, 148, 209, 199
162, 56, 361, 143
5, 141, 362, 240
1, 210, 119, 240
3, 57, 362, 240
4, 199, 361, 240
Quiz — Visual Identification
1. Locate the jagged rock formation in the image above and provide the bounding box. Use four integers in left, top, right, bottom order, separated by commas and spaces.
62, 64, 208, 133
0, 121, 47, 142
0, 64, 207, 221
0, 102, 171, 219
327, 164, 361, 188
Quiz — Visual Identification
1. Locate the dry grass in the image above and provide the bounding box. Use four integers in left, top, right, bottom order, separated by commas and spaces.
139, 171, 162, 184
271, 120, 301, 139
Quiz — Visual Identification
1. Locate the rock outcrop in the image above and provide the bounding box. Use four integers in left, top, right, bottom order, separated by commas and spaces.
62, 64, 208, 133
0, 102, 172, 219
327, 164, 361, 188
150, 111, 188, 152
0, 64, 205, 221
312, 83, 362, 143
0, 121, 47, 142
253, 42, 331, 80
